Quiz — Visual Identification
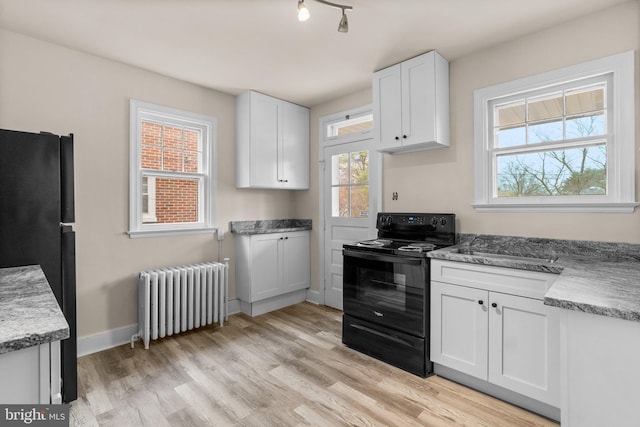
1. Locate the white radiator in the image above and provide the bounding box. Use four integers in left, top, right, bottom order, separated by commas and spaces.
132, 259, 229, 349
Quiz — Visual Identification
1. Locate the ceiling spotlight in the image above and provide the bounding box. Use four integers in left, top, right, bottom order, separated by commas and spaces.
338, 9, 348, 33
297, 0, 353, 32
298, 0, 310, 22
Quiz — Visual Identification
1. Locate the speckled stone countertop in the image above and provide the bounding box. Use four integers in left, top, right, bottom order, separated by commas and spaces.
0, 265, 70, 354
428, 234, 640, 322
230, 219, 312, 235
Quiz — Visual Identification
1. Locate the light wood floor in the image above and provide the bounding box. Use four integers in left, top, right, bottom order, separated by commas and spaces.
70, 303, 558, 426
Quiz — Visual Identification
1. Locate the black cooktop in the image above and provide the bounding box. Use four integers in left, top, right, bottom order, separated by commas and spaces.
343, 239, 446, 257
343, 212, 456, 258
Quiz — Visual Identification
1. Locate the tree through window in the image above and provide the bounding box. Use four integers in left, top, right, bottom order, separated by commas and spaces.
331, 150, 369, 218
473, 51, 636, 212
493, 83, 607, 197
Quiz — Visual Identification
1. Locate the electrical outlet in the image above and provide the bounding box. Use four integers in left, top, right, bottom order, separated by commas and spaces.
392, 192, 399, 201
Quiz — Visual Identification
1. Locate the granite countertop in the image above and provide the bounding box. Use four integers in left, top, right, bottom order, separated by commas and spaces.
428, 234, 640, 322
0, 265, 70, 354
230, 219, 312, 235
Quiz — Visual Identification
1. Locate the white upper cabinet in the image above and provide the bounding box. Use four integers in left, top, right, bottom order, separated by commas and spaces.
236, 90, 309, 189
280, 101, 309, 189
373, 50, 449, 154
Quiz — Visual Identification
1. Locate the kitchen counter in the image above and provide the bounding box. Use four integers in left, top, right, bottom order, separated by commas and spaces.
428, 234, 640, 322
230, 219, 312, 235
0, 265, 70, 354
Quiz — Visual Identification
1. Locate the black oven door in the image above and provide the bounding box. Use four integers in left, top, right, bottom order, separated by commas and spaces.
343, 248, 427, 337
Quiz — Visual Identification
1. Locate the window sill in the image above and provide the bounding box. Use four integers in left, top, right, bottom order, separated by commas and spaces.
128, 227, 219, 239
473, 202, 638, 214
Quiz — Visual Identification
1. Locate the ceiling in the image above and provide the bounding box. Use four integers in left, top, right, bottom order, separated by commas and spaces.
0, 0, 629, 107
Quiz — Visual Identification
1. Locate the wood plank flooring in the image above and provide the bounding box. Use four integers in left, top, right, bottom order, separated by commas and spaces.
70, 303, 559, 426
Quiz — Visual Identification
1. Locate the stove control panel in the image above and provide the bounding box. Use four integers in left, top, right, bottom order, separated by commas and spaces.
377, 212, 455, 233
379, 214, 425, 225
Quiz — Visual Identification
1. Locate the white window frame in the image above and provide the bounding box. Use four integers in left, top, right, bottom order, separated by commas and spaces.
141, 176, 157, 223
321, 105, 374, 146
473, 50, 637, 213
129, 99, 217, 238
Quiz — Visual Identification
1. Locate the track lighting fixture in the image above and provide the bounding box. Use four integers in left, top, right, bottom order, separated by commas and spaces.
297, 0, 310, 22
297, 0, 353, 33
337, 8, 348, 33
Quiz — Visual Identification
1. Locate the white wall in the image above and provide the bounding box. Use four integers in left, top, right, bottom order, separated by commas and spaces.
294, 88, 373, 296
1, 0, 637, 335
0, 29, 296, 338
305, 0, 639, 293
399, 0, 640, 241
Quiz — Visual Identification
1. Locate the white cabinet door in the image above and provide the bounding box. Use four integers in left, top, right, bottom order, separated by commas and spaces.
237, 231, 311, 306
431, 260, 560, 410
401, 53, 437, 146
372, 63, 402, 151
431, 281, 488, 380
249, 233, 281, 301
0, 342, 56, 404
283, 231, 310, 293
488, 292, 560, 407
249, 92, 280, 187
237, 91, 309, 189
281, 102, 309, 189
372, 51, 449, 154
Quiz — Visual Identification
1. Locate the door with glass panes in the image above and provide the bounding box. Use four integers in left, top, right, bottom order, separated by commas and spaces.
323, 140, 379, 309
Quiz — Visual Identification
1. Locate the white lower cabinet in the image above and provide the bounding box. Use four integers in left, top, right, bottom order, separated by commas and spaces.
235, 231, 310, 316
0, 340, 62, 404
561, 310, 640, 427
431, 260, 560, 408
431, 281, 488, 378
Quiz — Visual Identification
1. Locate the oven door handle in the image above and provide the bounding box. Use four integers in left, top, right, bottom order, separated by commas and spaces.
343, 248, 424, 265
349, 323, 419, 348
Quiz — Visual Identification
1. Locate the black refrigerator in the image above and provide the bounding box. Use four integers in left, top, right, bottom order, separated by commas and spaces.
0, 128, 77, 403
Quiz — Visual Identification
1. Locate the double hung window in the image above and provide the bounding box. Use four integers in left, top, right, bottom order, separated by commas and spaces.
473, 51, 636, 212
129, 100, 217, 237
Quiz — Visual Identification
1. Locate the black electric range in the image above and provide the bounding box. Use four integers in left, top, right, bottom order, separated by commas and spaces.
342, 212, 456, 377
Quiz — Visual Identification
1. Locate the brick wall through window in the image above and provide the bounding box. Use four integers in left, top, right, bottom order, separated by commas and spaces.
141, 121, 201, 224
154, 178, 198, 223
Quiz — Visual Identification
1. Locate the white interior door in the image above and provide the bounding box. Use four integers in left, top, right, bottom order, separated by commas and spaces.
322, 141, 379, 309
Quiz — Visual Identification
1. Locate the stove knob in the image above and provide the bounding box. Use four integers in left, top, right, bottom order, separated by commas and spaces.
385, 215, 393, 224
440, 218, 447, 226
430, 217, 438, 226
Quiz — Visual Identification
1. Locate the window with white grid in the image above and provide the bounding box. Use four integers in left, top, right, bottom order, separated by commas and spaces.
473, 51, 636, 213
129, 100, 217, 237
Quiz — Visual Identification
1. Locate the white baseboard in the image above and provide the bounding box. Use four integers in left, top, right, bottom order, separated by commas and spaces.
227, 298, 240, 315
77, 323, 138, 357
78, 300, 243, 357
77, 296, 329, 357
239, 290, 307, 317
305, 289, 322, 305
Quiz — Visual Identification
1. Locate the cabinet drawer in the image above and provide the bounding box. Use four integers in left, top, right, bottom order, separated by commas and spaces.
431, 260, 557, 300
